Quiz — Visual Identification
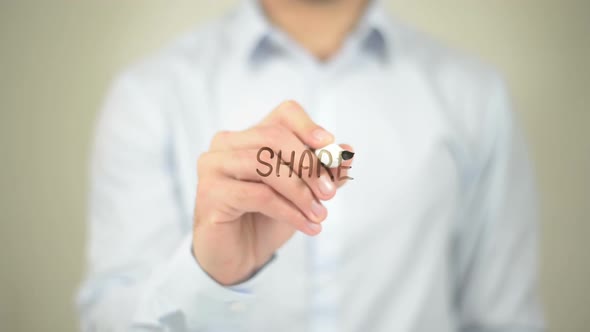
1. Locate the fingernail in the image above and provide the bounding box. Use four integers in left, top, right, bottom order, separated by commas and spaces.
310, 200, 325, 220
312, 128, 333, 143
318, 175, 335, 196
307, 221, 322, 233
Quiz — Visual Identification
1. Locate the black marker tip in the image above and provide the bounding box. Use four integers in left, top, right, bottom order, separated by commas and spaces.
341, 151, 355, 161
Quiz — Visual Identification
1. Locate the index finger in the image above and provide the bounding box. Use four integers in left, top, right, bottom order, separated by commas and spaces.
263, 100, 334, 150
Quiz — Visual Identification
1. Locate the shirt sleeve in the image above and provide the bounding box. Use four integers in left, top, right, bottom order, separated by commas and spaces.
76, 71, 273, 331
452, 76, 545, 332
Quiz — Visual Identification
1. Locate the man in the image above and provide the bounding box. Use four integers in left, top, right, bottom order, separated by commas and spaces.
77, 0, 545, 331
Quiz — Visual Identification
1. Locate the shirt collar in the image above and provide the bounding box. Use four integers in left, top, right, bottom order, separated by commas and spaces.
354, 0, 391, 61
229, 0, 392, 65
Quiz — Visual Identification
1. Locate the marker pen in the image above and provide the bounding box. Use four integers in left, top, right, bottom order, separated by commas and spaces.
314, 143, 355, 168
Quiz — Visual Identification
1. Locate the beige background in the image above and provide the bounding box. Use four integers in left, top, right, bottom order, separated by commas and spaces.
1, 1, 588, 331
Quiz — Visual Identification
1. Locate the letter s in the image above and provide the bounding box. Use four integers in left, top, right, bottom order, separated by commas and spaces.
256, 147, 274, 177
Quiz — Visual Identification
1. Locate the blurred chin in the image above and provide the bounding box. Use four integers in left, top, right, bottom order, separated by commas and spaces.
299, 0, 343, 3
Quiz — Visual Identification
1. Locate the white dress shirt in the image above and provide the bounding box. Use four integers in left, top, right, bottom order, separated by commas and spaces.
77, 1, 545, 331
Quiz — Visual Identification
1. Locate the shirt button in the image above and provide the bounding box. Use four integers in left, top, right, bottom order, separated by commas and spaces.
228, 300, 246, 313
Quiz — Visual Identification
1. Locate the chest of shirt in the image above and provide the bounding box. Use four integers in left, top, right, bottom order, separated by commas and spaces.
180, 61, 460, 231
165, 60, 461, 331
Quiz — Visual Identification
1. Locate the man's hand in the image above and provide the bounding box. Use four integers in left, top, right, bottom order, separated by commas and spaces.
192, 100, 353, 285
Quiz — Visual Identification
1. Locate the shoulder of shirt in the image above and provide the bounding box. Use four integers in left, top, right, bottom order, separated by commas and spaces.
388, 17, 506, 96
387, 18, 513, 164
110, 12, 233, 95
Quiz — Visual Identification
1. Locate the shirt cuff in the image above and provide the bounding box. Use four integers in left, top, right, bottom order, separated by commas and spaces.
133, 233, 276, 329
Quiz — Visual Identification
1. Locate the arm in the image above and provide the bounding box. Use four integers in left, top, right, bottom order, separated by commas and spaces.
76, 73, 260, 331
453, 77, 545, 332
77, 71, 342, 331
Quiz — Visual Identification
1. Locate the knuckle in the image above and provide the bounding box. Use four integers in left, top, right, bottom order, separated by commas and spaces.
235, 149, 255, 169
210, 130, 231, 148
235, 185, 249, 201
273, 100, 302, 120
196, 152, 211, 174
253, 186, 274, 204
206, 210, 225, 225
196, 179, 214, 198
280, 99, 302, 112
259, 126, 283, 145
233, 149, 250, 162
214, 130, 231, 140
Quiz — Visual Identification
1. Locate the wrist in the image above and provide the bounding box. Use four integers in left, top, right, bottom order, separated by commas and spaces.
191, 242, 255, 286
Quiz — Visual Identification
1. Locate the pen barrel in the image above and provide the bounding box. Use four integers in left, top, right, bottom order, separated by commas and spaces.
314, 143, 344, 168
